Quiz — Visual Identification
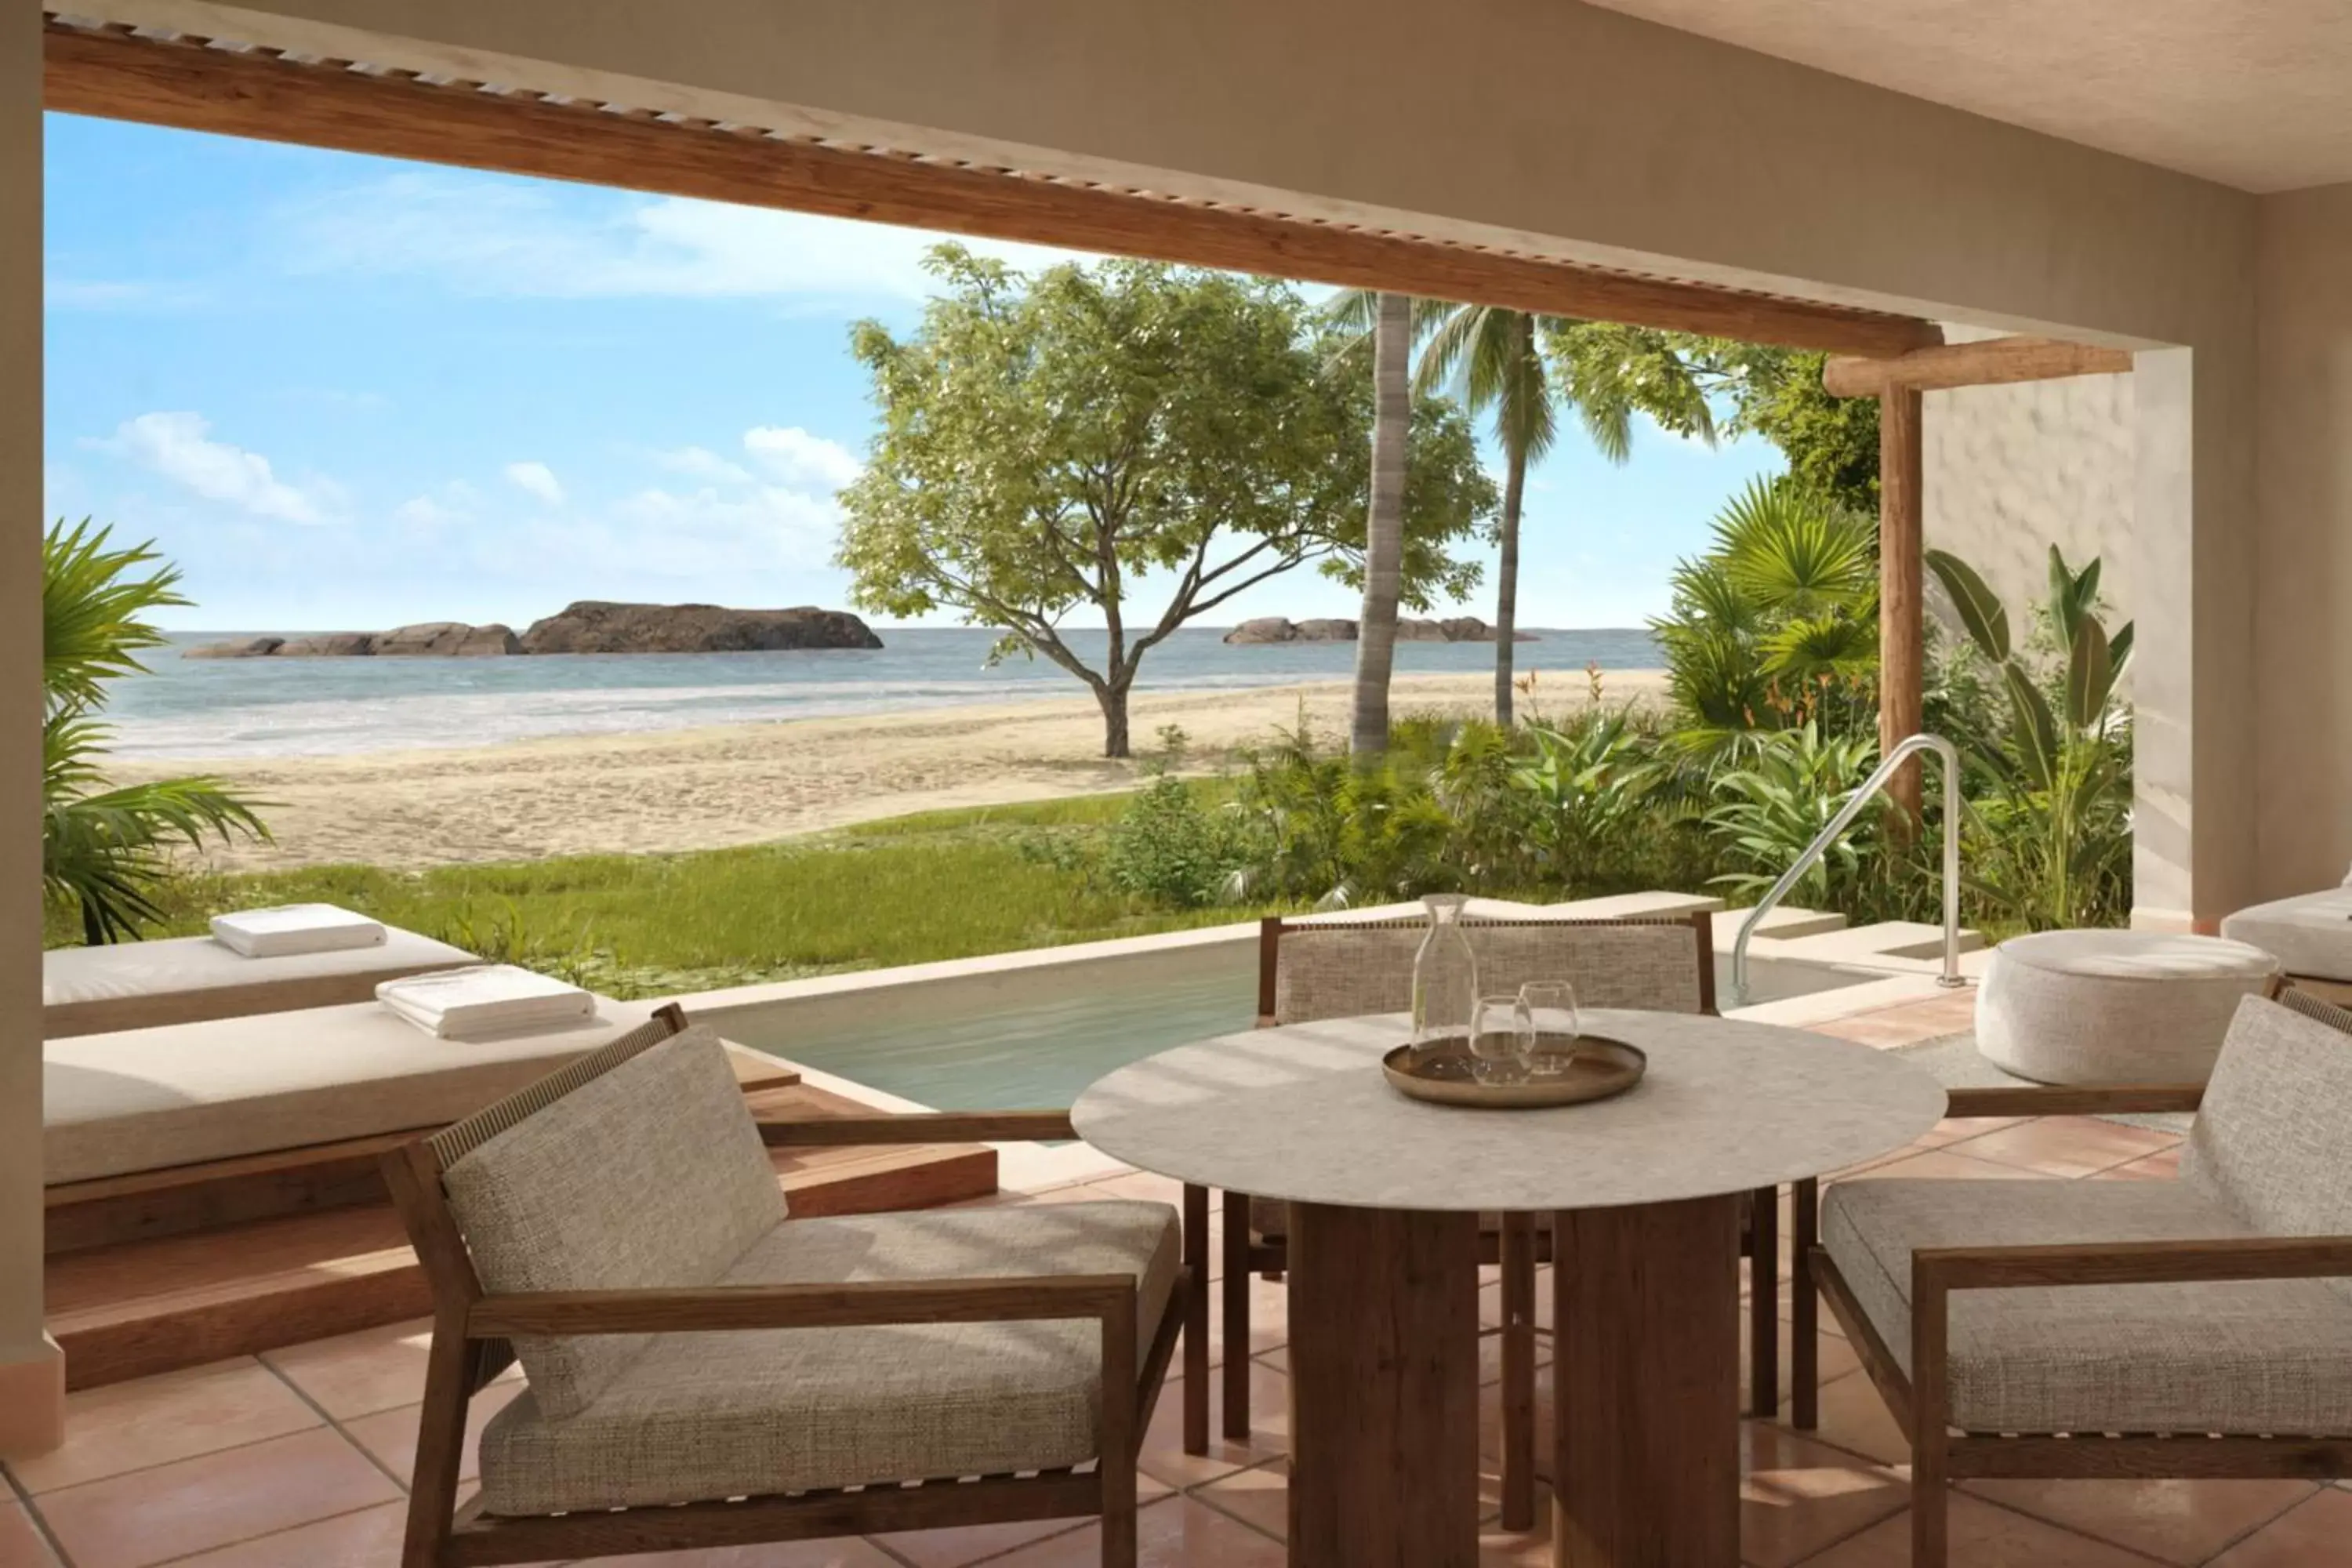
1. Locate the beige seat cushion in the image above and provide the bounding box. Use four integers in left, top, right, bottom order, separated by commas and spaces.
42, 928, 474, 1037
443, 1026, 787, 1418
2221, 887, 2352, 982
1823, 1177, 2352, 1435
477, 1200, 1181, 1515
43, 997, 660, 1186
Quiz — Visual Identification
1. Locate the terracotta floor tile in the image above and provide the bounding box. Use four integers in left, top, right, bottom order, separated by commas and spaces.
1745, 1318, 1864, 1408
1915, 1116, 2030, 1149
0, 1502, 59, 1568
869, 1510, 1093, 1568
34, 1427, 401, 1568
260, 1319, 443, 1420
1193, 1273, 1288, 1368
2094, 1146, 2186, 1181
984, 1496, 1286, 1566
340, 1381, 526, 1487
1138, 1363, 1290, 1490
1963, 1477, 2318, 1566
1797, 1490, 2172, 1566
1941, 1117, 2180, 1178
1799, 1371, 1913, 1470
154, 1501, 408, 1568
2209, 1486, 2352, 1565
1740, 1424, 1911, 1568
1193, 1457, 1289, 1540
602, 1539, 906, 1566
7, 1359, 321, 1494
1840, 1149, 2047, 1185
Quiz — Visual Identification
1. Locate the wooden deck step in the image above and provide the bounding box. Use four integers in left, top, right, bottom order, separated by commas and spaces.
49, 1073, 998, 1389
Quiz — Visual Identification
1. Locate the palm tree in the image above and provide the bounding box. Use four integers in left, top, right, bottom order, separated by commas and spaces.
44, 521, 269, 942
1348, 292, 1414, 755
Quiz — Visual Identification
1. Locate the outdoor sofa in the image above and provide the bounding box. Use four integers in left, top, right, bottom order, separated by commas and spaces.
42, 924, 474, 1037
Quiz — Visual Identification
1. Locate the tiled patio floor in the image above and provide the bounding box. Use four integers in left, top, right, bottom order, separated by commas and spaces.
7, 989, 2345, 1566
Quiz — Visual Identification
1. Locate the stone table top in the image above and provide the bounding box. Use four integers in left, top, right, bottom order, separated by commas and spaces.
1070, 1008, 1947, 1212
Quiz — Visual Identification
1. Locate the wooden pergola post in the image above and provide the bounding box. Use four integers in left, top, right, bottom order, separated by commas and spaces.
1823, 336, 2136, 831
1879, 387, 1926, 825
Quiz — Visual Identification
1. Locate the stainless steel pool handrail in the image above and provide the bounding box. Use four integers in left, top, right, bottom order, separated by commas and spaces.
1728, 732, 1967, 1007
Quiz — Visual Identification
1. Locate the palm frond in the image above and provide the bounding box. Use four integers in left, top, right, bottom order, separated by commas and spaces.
45, 518, 190, 712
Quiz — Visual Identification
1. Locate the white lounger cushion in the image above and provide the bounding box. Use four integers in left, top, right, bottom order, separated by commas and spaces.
477, 1201, 1181, 1514
2221, 886, 2352, 982
44, 997, 655, 1185
43, 927, 474, 1037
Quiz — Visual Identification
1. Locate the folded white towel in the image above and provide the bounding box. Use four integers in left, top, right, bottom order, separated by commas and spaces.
376, 964, 596, 1039
211, 904, 389, 958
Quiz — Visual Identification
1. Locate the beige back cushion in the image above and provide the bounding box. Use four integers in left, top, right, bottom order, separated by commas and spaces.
2183, 992, 2352, 1302
1274, 919, 1706, 1025
441, 1025, 786, 1417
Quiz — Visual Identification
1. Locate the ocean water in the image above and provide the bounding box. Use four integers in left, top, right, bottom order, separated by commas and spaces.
103, 625, 1661, 760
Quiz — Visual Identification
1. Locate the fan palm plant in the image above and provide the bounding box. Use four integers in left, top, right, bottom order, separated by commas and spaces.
1651, 477, 1881, 763
43, 520, 269, 942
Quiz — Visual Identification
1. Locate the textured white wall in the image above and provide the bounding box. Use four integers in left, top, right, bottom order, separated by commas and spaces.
1924, 369, 2137, 625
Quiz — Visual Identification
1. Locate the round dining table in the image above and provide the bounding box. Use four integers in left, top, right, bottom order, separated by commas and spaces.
1071, 1007, 1947, 1568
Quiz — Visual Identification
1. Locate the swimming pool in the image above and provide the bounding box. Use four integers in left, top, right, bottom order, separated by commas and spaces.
696, 931, 1882, 1112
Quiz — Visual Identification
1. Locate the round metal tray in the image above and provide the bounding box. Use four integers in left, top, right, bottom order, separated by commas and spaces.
1381, 1032, 1647, 1109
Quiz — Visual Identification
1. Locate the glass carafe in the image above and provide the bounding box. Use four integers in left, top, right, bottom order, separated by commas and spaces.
1410, 894, 1480, 1064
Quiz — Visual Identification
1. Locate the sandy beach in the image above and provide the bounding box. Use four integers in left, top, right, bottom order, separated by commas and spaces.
114, 670, 1670, 872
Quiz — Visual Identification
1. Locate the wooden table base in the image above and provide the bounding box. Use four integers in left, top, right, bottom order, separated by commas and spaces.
1552, 1194, 1743, 1567
1286, 1203, 1480, 1568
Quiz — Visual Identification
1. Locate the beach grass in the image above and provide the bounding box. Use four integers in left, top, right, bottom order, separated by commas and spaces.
52, 786, 1262, 997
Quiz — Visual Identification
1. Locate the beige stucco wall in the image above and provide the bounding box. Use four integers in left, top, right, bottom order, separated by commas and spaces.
0, 0, 62, 1458
2252, 183, 2352, 899
1924, 350, 2136, 625
93, 0, 2264, 927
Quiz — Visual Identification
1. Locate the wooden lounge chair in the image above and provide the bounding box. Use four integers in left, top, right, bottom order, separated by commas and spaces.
1182, 909, 1801, 1532
42, 924, 474, 1037
1810, 987, 2352, 1567
384, 1007, 1186, 1568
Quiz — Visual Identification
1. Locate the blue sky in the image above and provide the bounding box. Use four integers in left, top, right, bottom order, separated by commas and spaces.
43, 114, 1783, 633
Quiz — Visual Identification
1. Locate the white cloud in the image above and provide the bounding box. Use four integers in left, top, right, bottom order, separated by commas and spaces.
274, 172, 1099, 305
394, 495, 460, 528
654, 445, 752, 485
98, 412, 336, 524
504, 461, 565, 506
743, 426, 861, 492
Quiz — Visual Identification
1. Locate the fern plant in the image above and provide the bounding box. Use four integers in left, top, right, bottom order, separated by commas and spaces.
43, 520, 270, 942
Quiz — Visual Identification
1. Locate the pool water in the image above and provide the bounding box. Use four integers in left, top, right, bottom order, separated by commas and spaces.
715, 943, 1876, 1112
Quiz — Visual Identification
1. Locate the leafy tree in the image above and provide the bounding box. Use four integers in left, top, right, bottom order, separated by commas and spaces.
45, 521, 269, 942
838, 248, 1495, 757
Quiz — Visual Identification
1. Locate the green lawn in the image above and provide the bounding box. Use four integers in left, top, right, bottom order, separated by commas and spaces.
53, 790, 1264, 998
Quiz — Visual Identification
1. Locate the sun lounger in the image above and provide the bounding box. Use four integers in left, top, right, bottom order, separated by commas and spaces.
2221, 877, 2352, 1000
43, 924, 475, 1037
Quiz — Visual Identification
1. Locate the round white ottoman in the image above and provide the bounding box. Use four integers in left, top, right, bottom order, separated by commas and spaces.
1976, 931, 2281, 1085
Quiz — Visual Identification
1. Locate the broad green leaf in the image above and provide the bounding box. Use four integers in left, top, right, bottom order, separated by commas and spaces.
2064, 617, 2114, 729
1925, 548, 2011, 662
2045, 544, 2078, 651
2108, 621, 2134, 673
2002, 663, 2058, 791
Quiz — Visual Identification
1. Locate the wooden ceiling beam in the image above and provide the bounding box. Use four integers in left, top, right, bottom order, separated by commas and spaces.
43, 22, 1941, 358
1822, 335, 2134, 397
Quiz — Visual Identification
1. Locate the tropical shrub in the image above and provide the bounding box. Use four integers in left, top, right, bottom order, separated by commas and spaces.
1651, 477, 1881, 763
1928, 545, 2134, 931
1102, 775, 1237, 908
1701, 723, 1882, 909
44, 521, 269, 942
1512, 712, 1665, 893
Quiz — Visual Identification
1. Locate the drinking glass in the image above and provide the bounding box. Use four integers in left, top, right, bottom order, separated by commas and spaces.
1518, 980, 1581, 1071
1472, 993, 1534, 1083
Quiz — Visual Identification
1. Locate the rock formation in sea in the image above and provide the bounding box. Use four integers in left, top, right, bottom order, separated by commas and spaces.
182, 604, 883, 659
517, 602, 884, 654
1220, 615, 1535, 644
